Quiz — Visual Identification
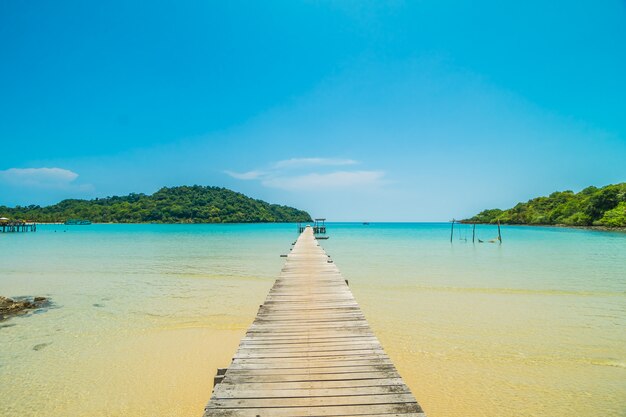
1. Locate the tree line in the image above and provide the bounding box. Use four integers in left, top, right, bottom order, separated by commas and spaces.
0, 185, 313, 223
468, 183, 626, 227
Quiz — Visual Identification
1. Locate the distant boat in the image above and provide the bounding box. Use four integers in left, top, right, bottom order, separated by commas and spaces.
65, 219, 92, 225
362, 222, 370, 225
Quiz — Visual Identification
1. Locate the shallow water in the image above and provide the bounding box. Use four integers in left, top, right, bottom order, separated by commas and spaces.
1, 223, 625, 416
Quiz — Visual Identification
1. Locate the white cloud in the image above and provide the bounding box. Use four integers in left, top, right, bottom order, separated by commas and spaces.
0, 167, 79, 187
225, 157, 383, 192
273, 157, 357, 169
224, 170, 265, 180
262, 170, 385, 190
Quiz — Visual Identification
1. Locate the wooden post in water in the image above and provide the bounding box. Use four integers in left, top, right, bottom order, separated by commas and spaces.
472, 223, 476, 243
497, 219, 502, 243
450, 219, 455, 243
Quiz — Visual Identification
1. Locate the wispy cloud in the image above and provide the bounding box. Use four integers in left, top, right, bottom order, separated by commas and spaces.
273, 158, 357, 169
0, 167, 79, 187
262, 170, 385, 190
224, 170, 265, 180
225, 157, 384, 191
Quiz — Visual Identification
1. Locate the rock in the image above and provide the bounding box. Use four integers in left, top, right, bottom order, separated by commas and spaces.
33, 342, 51, 351
0, 296, 49, 322
0, 296, 14, 307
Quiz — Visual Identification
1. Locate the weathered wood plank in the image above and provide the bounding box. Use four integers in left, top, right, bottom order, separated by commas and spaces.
228, 358, 393, 372
205, 403, 424, 417
229, 356, 393, 368
208, 393, 418, 408
232, 351, 387, 360
211, 384, 411, 399
239, 337, 379, 349
223, 365, 397, 376
220, 371, 401, 384
216, 377, 409, 391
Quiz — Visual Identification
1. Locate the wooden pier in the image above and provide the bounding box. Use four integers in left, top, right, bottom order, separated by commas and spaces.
203, 226, 425, 417
0, 221, 37, 233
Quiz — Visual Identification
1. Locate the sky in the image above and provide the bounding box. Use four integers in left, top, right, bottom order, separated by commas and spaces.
1, 1, 625, 221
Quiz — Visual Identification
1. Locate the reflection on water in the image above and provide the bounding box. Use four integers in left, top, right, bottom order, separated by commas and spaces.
1, 223, 625, 417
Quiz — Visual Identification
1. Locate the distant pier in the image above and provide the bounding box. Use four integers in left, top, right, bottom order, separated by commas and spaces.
0, 221, 37, 233
203, 226, 425, 417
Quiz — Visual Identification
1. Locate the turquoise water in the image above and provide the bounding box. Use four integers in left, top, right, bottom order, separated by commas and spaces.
1, 223, 625, 416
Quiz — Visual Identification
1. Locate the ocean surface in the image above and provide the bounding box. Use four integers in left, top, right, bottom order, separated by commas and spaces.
1, 223, 625, 417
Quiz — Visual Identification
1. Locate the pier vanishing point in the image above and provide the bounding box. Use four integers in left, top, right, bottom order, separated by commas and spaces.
203, 226, 425, 417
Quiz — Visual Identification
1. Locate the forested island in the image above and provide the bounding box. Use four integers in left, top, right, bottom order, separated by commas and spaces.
0, 185, 312, 223
467, 183, 626, 227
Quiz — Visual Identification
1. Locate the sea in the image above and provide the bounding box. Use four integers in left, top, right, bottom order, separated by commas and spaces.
1, 223, 625, 417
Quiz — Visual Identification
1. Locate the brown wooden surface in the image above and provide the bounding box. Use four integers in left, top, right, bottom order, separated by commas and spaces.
203, 226, 425, 417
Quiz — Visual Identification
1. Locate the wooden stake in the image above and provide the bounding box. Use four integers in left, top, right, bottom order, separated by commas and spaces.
450, 219, 455, 243
497, 219, 502, 243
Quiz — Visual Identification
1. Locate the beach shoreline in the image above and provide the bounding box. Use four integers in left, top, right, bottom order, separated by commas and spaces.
463, 222, 626, 233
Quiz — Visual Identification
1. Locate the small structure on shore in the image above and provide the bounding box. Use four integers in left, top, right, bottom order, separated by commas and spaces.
298, 218, 327, 234
298, 218, 329, 239
313, 218, 326, 234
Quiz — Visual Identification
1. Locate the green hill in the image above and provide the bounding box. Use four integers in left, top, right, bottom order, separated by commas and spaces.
467, 183, 626, 227
0, 185, 312, 223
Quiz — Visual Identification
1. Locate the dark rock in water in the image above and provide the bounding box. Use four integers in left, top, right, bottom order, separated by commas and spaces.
0, 296, 49, 322
33, 342, 51, 351
92, 303, 105, 308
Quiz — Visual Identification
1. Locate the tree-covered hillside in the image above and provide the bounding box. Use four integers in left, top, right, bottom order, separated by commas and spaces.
0, 186, 312, 223
467, 183, 626, 227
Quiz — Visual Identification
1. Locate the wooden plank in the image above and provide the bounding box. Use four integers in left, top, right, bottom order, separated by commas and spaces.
243, 330, 375, 337
232, 350, 387, 360
229, 357, 393, 368
209, 393, 418, 408
216, 377, 409, 391
224, 365, 397, 376
220, 371, 401, 384
235, 345, 384, 355
211, 384, 411, 399
228, 358, 393, 371
240, 333, 376, 340
238, 338, 379, 346
205, 403, 424, 417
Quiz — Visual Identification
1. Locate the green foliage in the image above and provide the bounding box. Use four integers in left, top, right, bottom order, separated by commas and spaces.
467, 183, 626, 227
469, 208, 503, 223
0, 185, 312, 223
597, 202, 626, 227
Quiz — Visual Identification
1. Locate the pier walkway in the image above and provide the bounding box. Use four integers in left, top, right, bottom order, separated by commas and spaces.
0, 221, 36, 233
203, 226, 425, 417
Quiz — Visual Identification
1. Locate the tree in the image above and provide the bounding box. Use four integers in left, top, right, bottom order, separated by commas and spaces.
0, 186, 313, 224
466, 183, 626, 227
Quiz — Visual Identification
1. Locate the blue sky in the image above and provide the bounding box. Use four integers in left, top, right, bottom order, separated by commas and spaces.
1, 1, 625, 220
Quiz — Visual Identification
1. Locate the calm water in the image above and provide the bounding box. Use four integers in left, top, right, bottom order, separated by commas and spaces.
1, 223, 625, 417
